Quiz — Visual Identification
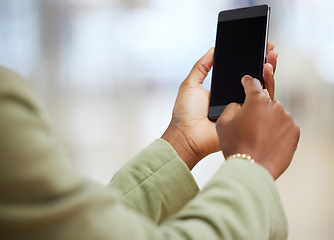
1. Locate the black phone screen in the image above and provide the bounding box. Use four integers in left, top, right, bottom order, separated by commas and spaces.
209, 5, 270, 120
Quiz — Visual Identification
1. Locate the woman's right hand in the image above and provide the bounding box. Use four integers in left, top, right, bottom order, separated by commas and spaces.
216, 76, 300, 180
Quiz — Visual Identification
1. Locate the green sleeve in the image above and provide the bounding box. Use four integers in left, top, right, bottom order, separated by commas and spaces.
159, 159, 288, 240
108, 139, 199, 224
0, 66, 288, 240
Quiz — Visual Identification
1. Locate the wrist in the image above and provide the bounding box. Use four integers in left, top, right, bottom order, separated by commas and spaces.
224, 150, 278, 180
161, 124, 201, 170
226, 153, 255, 163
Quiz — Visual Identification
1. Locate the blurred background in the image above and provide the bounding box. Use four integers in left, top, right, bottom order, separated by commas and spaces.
0, 0, 334, 239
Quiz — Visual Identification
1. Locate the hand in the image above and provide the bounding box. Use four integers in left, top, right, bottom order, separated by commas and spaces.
162, 48, 218, 170
162, 42, 278, 170
216, 76, 300, 180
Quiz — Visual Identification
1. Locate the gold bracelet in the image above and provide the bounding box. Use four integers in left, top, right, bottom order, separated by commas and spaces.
227, 153, 255, 163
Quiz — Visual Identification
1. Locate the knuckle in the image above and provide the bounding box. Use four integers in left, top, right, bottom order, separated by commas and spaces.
195, 61, 210, 78
253, 91, 265, 99
294, 124, 301, 139
248, 91, 266, 104
272, 100, 285, 113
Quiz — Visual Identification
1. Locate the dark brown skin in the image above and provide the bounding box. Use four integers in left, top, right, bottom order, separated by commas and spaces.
216, 76, 300, 180
162, 42, 279, 171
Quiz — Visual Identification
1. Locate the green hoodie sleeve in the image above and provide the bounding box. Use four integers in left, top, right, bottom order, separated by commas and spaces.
0, 66, 288, 240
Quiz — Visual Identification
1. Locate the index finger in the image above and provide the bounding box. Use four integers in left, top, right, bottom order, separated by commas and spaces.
241, 75, 266, 100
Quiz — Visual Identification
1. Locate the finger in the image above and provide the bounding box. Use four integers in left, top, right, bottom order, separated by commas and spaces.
241, 75, 265, 100
263, 89, 271, 99
263, 63, 275, 99
183, 48, 214, 88
267, 41, 275, 53
216, 103, 241, 129
266, 49, 278, 74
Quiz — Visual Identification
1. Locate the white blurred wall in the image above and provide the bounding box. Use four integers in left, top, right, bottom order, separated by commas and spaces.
1, 0, 334, 239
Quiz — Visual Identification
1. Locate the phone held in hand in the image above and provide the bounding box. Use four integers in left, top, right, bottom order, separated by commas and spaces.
208, 5, 271, 121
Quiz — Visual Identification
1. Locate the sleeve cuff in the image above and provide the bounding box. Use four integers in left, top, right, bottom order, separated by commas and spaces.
109, 139, 199, 223
212, 158, 288, 238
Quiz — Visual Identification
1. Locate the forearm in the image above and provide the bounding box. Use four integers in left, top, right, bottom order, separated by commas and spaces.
0, 66, 288, 240
1, 159, 287, 240
159, 159, 288, 240
108, 139, 199, 224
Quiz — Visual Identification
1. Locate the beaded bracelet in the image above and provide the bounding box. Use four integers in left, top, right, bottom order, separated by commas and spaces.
227, 153, 255, 163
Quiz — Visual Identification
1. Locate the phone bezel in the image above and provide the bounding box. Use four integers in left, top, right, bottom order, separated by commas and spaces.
208, 5, 271, 121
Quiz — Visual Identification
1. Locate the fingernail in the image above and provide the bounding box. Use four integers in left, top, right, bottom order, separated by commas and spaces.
241, 75, 253, 85
243, 75, 252, 80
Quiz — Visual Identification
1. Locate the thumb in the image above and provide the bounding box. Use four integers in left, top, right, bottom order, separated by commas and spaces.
183, 48, 214, 88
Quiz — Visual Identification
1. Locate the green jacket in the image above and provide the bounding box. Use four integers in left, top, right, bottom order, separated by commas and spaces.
0, 66, 288, 239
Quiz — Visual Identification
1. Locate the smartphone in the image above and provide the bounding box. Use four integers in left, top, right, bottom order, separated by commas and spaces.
208, 5, 271, 120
